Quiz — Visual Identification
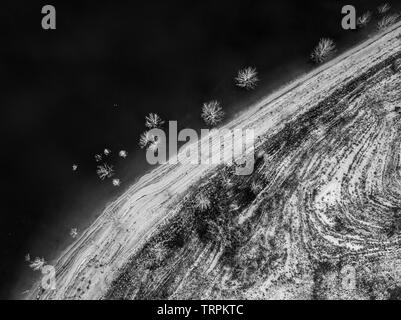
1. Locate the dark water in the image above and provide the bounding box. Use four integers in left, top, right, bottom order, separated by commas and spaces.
1, 0, 398, 298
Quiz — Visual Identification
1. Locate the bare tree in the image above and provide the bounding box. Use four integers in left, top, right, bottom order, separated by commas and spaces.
357, 11, 372, 28
118, 150, 128, 158
112, 178, 121, 187
150, 241, 167, 264
96, 163, 114, 180
235, 67, 259, 90
377, 3, 391, 14
139, 131, 154, 149
311, 38, 336, 64
377, 14, 400, 30
201, 101, 224, 126
29, 257, 46, 271
145, 113, 165, 129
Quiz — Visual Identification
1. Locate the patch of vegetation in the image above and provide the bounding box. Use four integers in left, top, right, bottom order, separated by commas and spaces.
384, 208, 401, 238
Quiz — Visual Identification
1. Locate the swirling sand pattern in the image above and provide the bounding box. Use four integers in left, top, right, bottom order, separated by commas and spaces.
30, 24, 401, 300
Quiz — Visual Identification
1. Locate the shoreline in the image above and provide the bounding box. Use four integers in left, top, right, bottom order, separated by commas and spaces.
21, 22, 401, 300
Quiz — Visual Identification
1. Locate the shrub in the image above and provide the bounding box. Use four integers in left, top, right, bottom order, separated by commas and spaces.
195, 192, 211, 211
393, 58, 401, 73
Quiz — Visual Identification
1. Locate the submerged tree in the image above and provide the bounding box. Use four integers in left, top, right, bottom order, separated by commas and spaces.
118, 150, 128, 158
377, 14, 399, 30
70, 228, 78, 239
147, 138, 161, 152
139, 131, 154, 149
112, 178, 121, 187
357, 11, 372, 28
145, 113, 165, 129
201, 101, 225, 126
310, 38, 336, 64
96, 163, 114, 180
29, 257, 46, 271
377, 3, 391, 14
235, 67, 259, 90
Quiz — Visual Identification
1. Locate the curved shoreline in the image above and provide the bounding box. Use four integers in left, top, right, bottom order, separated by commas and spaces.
26, 22, 401, 300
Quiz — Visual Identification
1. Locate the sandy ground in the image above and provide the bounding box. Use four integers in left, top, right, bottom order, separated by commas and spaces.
27, 22, 401, 300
